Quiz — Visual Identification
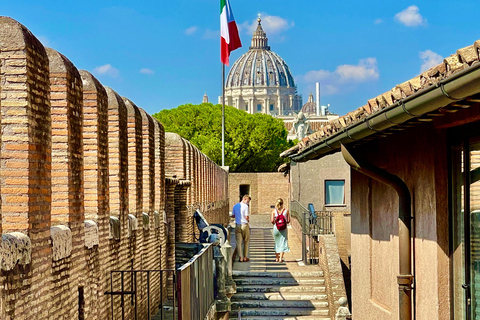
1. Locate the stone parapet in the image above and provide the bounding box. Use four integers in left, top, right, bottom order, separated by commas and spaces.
84, 220, 99, 249
1, 232, 32, 271
50, 225, 72, 261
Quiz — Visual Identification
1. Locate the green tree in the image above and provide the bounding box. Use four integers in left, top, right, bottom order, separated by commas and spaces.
153, 103, 294, 172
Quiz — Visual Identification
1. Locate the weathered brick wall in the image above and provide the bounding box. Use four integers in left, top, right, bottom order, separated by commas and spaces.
0, 17, 227, 320
47, 47, 87, 320
0, 17, 52, 320
165, 133, 229, 239
79, 70, 110, 319
228, 172, 289, 214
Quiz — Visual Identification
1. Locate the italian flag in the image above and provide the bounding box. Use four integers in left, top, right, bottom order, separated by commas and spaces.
220, 0, 242, 66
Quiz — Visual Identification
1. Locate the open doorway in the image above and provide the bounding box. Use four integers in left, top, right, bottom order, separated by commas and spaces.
239, 184, 250, 202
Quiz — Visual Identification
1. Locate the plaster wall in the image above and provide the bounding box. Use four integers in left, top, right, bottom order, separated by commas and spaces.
290, 151, 351, 213
350, 122, 449, 320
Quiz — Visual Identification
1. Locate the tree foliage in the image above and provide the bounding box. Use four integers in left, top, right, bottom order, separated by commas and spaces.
153, 103, 294, 172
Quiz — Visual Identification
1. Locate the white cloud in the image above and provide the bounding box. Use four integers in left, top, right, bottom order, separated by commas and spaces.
395, 5, 427, 27
185, 26, 198, 35
419, 50, 443, 72
93, 64, 119, 78
300, 58, 379, 95
203, 29, 218, 39
140, 68, 155, 75
374, 18, 383, 25
239, 14, 293, 39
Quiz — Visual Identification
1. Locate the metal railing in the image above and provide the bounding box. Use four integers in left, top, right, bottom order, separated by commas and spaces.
105, 268, 176, 320
177, 243, 214, 320
290, 200, 333, 264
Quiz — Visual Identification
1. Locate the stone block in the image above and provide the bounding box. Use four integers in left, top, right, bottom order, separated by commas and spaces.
1, 232, 32, 271
128, 214, 138, 237
109, 216, 121, 240
84, 220, 99, 248
50, 225, 72, 261
142, 212, 150, 230
154, 210, 161, 228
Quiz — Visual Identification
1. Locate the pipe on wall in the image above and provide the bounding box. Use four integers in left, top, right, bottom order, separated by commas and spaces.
341, 144, 413, 320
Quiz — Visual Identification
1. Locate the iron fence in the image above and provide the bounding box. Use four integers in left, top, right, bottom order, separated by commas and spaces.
105, 268, 176, 320
290, 200, 333, 264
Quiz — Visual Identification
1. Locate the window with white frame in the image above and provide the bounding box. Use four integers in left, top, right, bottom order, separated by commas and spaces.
325, 180, 345, 205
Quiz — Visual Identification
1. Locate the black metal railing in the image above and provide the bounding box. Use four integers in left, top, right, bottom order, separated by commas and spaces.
290, 200, 333, 264
105, 268, 176, 320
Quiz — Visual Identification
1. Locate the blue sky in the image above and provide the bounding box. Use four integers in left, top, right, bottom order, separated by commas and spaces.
2, 1, 480, 117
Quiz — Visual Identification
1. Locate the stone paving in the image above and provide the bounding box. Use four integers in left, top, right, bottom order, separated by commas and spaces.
230, 213, 331, 319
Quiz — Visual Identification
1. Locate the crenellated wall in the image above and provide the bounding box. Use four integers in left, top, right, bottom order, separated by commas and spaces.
0, 16, 229, 320
165, 133, 229, 243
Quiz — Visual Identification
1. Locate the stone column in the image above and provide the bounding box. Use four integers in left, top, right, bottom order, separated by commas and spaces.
214, 247, 231, 312
220, 239, 236, 295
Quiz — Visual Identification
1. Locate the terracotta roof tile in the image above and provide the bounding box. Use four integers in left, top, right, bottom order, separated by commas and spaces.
398, 81, 413, 97
409, 76, 422, 92
457, 45, 477, 65
281, 38, 480, 159
444, 54, 464, 74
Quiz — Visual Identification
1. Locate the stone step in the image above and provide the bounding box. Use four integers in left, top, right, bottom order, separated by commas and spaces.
231, 292, 328, 301
234, 277, 324, 286
236, 285, 326, 293
233, 270, 324, 278
232, 299, 329, 309
230, 307, 329, 317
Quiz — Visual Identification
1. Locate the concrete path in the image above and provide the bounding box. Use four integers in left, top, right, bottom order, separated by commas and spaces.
230, 214, 331, 320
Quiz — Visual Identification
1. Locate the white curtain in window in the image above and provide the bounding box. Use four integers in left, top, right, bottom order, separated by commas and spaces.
326, 180, 344, 205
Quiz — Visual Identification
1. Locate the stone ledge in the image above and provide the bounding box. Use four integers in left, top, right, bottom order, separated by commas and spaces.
109, 216, 120, 240
1, 232, 31, 271
143, 212, 150, 230
51, 225, 72, 261
128, 214, 138, 237
154, 211, 161, 228
84, 220, 99, 248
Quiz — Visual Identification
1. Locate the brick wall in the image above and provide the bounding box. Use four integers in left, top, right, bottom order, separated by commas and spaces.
165, 133, 229, 241
0, 17, 228, 320
228, 172, 289, 214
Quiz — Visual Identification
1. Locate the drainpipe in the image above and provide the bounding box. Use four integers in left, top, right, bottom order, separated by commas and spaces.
341, 144, 413, 320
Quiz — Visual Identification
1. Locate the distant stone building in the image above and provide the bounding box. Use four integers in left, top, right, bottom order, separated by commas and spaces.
220, 17, 302, 115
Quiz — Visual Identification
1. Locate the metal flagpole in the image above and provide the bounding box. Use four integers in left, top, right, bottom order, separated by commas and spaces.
222, 64, 225, 167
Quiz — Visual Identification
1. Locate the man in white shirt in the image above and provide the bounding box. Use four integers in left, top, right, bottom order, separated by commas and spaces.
232, 194, 251, 262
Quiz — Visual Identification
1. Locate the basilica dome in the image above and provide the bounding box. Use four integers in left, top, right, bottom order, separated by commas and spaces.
226, 23, 296, 89
221, 17, 302, 115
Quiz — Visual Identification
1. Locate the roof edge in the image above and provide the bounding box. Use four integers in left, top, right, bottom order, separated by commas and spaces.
288, 61, 480, 162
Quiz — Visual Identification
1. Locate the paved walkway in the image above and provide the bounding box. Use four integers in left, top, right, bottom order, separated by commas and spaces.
232, 213, 320, 272
230, 214, 330, 319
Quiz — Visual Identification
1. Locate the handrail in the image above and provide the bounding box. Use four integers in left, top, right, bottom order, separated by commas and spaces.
291, 199, 309, 212
177, 243, 214, 320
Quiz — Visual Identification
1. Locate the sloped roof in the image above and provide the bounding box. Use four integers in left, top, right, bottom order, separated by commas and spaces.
282, 39, 480, 160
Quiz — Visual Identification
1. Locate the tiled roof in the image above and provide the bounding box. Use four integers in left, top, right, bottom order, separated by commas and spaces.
282, 40, 480, 158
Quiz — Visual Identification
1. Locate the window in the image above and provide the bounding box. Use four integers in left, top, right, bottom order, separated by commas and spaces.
451, 134, 480, 319
257, 104, 262, 112
325, 180, 345, 205
270, 104, 274, 111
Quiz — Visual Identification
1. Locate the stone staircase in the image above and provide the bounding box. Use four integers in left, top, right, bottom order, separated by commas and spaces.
229, 227, 332, 320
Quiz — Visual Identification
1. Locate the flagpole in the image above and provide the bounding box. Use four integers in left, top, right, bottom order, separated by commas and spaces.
222, 63, 225, 167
